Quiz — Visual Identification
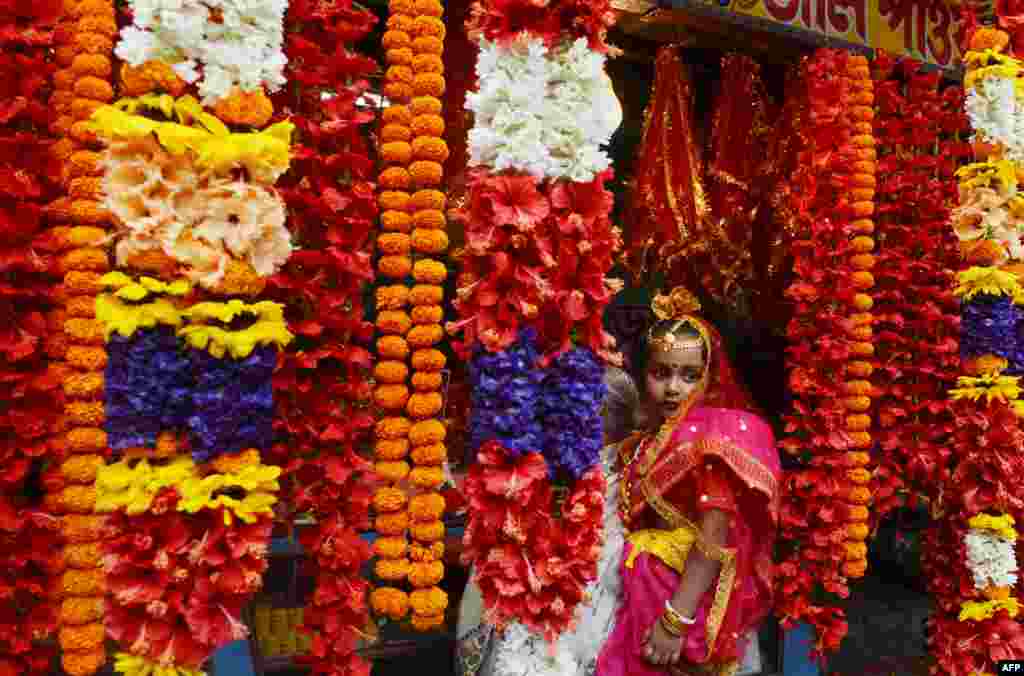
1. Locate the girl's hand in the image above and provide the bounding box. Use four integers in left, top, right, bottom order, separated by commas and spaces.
642, 619, 682, 667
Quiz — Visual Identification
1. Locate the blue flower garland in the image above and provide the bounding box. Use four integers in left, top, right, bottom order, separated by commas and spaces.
541, 347, 606, 480
961, 295, 1024, 371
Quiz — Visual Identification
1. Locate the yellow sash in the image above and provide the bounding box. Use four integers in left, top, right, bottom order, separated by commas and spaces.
625, 526, 698, 574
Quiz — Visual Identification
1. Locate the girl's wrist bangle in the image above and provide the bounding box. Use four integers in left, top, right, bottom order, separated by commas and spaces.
664, 600, 697, 625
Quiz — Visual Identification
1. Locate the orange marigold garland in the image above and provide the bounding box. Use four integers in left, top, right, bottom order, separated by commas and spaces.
371, 0, 450, 632
775, 50, 878, 656
44, 0, 118, 672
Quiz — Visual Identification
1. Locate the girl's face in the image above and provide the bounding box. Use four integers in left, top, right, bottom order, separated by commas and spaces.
643, 342, 705, 422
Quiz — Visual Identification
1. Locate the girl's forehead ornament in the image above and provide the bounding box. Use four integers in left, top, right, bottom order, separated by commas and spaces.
648, 287, 704, 354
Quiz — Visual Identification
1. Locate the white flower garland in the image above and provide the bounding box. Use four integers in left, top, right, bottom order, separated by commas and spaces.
964, 528, 1019, 591
467, 36, 620, 182
966, 74, 1024, 164
116, 0, 288, 103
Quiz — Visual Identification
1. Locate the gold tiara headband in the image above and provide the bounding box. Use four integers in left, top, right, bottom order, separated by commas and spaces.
649, 287, 704, 354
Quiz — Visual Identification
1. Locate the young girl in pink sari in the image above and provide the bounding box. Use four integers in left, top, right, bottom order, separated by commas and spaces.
455, 288, 778, 676
597, 288, 780, 676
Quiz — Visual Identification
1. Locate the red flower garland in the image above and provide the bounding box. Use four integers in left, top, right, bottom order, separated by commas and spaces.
266, 1, 379, 674
461, 442, 604, 642
869, 55, 967, 521
0, 0, 64, 673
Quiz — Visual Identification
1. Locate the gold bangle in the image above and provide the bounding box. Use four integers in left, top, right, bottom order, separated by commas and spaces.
659, 610, 684, 637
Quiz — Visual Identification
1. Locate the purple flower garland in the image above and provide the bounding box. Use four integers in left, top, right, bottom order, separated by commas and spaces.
469, 327, 543, 458
104, 327, 277, 460
104, 326, 191, 451
188, 345, 276, 462
541, 347, 606, 480
961, 295, 1024, 372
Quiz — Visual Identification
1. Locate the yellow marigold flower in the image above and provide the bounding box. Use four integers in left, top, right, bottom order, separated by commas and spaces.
63, 371, 103, 400
63, 269, 105, 296
968, 513, 1018, 541
380, 166, 412, 190
384, 82, 414, 102
386, 47, 414, 66
409, 560, 444, 588
410, 586, 448, 616
63, 427, 106, 454
55, 486, 97, 514
984, 586, 1012, 601
410, 493, 445, 521
376, 416, 411, 440
412, 305, 443, 325
412, 115, 445, 138
66, 401, 105, 426
412, 228, 449, 254
72, 76, 114, 102
64, 319, 104, 346
376, 460, 411, 483
411, 442, 446, 465
844, 542, 867, 560
376, 439, 410, 461
842, 395, 871, 413
379, 233, 412, 256
971, 28, 1011, 52
60, 454, 104, 485
375, 360, 410, 384
213, 88, 274, 127
375, 384, 411, 411
65, 346, 107, 372
377, 285, 411, 311
61, 569, 104, 597
376, 553, 411, 581
414, 0, 444, 16
413, 260, 447, 285
409, 420, 446, 446
412, 372, 443, 393
410, 96, 441, 117
846, 486, 871, 504
376, 511, 410, 536
388, 12, 415, 29
63, 223, 106, 247
410, 284, 443, 306
56, 46, 77, 67
66, 294, 98, 319
59, 623, 105, 655
378, 335, 410, 360
412, 54, 444, 74
371, 587, 410, 621
412, 16, 445, 39
410, 160, 443, 187
62, 542, 102, 570
382, 210, 413, 233
846, 360, 873, 378
411, 189, 446, 212
411, 612, 445, 632
51, 90, 74, 113
210, 448, 261, 475
119, 60, 188, 97
60, 597, 103, 626
374, 487, 409, 513
67, 150, 102, 178
411, 210, 445, 233
51, 113, 75, 136
959, 597, 1020, 622
389, 0, 415, 14
112, 654, 203, 676
379, 255, 413, 279
70, 53, 112, 78
410, 541, 444, 562
379, 190, 411, 212
387, 65, 414, 84
412, 137, 449, 163
410, 466, 444, 491
382, 141, 413, 165
846, 505, 869, 522
412, 348, 446, 372
965, 354, 1009, 376
76, 13, 117, 36
59, 247, 108, 275
413, 36, 444, 56
61, 514, 104, 543
383, 105, 412, 126
382, 30, 412, 49
842, 559, 867, 578
847, 522, 869, 540
845, 414, 870, 432
374, 536, 408, 559
122, 249, 180, 278
407, 324, 443, 349
377, 310, 412, 336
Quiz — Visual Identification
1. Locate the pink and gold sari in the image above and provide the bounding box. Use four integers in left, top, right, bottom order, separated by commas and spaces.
596, 317, 780, 676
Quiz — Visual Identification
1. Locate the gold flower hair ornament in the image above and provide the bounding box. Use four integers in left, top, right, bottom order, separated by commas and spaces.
649, 287, 704, 354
